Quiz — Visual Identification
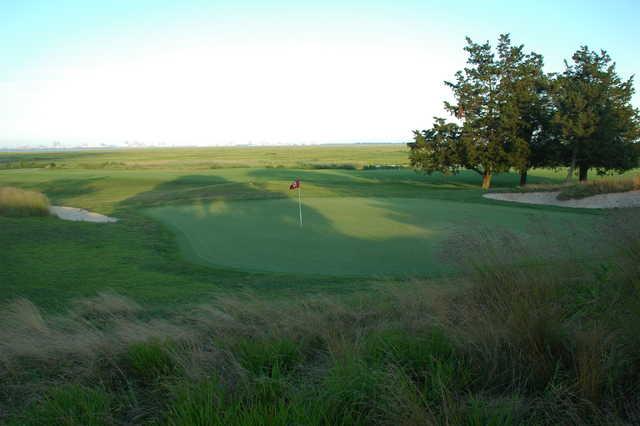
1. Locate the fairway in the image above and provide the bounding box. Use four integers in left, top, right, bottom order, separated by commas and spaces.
146, 196, 599, 276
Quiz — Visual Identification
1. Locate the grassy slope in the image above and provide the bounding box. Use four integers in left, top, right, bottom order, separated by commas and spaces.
0, 146, 625, 309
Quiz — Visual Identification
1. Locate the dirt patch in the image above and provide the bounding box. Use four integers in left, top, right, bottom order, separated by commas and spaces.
484, 190, 640, 209
50, 206, 118, 223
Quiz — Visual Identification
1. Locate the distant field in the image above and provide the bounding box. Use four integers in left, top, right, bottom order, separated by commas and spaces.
0, 145, 636, 308
0, 144, 410, 170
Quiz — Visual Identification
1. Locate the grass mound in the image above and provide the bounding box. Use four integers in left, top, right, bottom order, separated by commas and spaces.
0, 186, 50, 217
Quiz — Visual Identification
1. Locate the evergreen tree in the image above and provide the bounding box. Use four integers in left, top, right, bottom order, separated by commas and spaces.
408, 119, 463, 175
495, 36, 557, 185
553, 47, 639, 181
410, 35, 548, 189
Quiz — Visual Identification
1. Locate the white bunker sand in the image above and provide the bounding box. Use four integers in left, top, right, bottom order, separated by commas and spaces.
484, 190, 640, 209
50, 206, 118, 223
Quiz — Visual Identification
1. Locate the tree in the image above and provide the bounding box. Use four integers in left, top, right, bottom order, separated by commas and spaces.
553, 47, 639, 181
410, 35, 547, 189
408, 119, 463, 175
495, 37, 557, 185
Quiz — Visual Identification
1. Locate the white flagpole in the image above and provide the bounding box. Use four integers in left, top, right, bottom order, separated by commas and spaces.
298, 185, 303, 227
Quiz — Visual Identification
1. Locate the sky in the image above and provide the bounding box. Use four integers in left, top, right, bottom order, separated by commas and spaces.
1, 0, 639, 148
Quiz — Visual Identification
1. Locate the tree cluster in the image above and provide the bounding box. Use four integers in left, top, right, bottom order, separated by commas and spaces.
408, 35, 640, 189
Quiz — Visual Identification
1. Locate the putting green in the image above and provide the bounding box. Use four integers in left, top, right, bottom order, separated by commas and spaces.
146, 197, 598, 276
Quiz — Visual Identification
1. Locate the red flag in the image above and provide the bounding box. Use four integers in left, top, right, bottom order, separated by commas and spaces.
289, 178, 300, 190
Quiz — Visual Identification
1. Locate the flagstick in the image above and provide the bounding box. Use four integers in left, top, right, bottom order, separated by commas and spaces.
298, 186, 303, 227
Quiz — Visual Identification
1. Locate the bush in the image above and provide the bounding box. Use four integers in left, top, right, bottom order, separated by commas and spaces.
0, 186, 50, 217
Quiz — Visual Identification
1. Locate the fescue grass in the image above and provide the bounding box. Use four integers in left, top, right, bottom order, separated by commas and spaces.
557, 175, 640, 200
1, 212, 638, 424
0, 186, 49, 217
9, 385, 112, 426
503, 174, 640, 200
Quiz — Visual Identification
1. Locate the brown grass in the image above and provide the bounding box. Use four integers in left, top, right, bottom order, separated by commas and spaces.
0, 186, 50, 217
557, 176, 640, 200
498, 175, 640, 200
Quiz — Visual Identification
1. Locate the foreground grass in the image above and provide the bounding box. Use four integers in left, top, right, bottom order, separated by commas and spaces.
1, 212, 638, 425
0, 186, 49, 217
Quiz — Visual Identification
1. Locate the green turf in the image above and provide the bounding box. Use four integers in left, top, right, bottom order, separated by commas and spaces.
1, 146, 634, 309
146, 196, 600, 276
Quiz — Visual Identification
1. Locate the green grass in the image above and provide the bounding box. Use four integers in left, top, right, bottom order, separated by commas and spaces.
1, 145, 638, 425
0, 147, 630, 308
2, 214, 638, 424
146, 196, 601, 276
10, 385, 112, 426
0, 145, 640, 426
0, 186, 50, 217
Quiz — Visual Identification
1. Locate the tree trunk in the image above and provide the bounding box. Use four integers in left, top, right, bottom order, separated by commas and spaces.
579, 165, 588, 182
481, 171, 492, 190
566, 147, 577, 181
519, 169, 528, 186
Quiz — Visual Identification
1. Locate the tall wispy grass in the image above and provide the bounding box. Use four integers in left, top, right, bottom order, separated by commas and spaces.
557, 175, 640, 200
1, 212, 639, 424
0, 186, 50, 217
506, 175, 640, 200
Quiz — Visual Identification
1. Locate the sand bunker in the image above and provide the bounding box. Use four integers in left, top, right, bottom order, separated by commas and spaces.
50, 206, 118, 223
484, 190, 640, 209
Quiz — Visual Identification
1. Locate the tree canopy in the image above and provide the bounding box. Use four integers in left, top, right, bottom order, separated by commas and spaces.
409, 35, 639, 189
553, 47, 639, 181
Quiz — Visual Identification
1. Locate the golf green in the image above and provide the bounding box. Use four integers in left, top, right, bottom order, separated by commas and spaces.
146, 196, 599, 276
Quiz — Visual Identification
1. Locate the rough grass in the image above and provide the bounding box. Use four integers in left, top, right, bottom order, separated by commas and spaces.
502, 175, 640, 200
1, 212, 638, 425
0, 186, 50, 217
557, 175, 640, 200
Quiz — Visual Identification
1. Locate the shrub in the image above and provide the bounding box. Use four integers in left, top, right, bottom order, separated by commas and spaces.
0, 186, 50, 217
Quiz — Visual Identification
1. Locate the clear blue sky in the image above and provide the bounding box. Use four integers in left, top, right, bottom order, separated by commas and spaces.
1, 0, 638, 147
